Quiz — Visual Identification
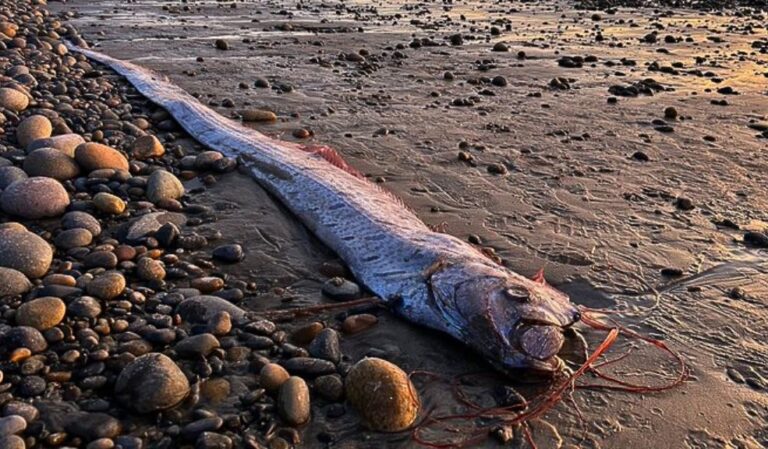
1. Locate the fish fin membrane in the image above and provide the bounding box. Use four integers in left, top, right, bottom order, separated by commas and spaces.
300, 145, 365, 179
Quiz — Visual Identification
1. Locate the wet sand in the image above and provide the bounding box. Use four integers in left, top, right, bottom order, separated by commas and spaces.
54, 0, 768, 447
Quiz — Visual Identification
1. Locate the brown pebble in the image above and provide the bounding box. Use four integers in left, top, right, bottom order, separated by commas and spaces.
342, 314, 378, 334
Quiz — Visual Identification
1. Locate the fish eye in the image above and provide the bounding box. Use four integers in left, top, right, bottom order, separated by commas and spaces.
504, 286, 530, 302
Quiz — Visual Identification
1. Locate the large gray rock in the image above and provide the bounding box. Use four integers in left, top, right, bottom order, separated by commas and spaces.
146, 170, 184, 204
0, 228, 53, 278
115, 353, 190, 413
61, 211, 101, 236
23, 148, 80, 180
1, 177, 70, 219
27, 133, 85, 157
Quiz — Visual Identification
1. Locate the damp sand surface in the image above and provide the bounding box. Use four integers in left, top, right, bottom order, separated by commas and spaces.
54, 0, 768, 447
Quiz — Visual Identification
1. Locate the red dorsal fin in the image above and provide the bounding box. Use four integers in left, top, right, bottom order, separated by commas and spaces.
300, 144, 364, 179
532, 268, 546, 284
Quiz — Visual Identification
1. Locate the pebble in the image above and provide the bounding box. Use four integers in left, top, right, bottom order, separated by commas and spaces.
260, 363, 291, 392
0, 228, 53, 278
131, 135, 165, 160
321, 277, 361, 300
4, 326, 48, 353
239, 109, 277, 122
23, 147, 81, 180
308, 328, 341, 364
62, 211, 102, 236
0, 435, 25, 449
175, 333, 220, 358
281, 357, 336, 376
212, 244, 244, 263
345, 357, 420, 431
0, 166, 27, 189
196, 432, 232, 449
314, 374, 344, 401
1, 177, 70, 219
147, 169, 185, 204
137, 257, 166, 281
214, 39, 229, 50
54, 228, 92, 249
28, 134, 85, 157
115, 353, 191, 413
75, 142, 129, 172
65, 412, 122, 440
0, 267, 32, 297
207, 311, 232, 336
67, 296, 102, 319
15, 296, 66, 330
191, 276, 225, 293
93, 192, 126, 215
341, 314, 378, 334
86, 271, 126, 300
16, 115, 52, 149
0, 415, 26, 435
176, 295, 247, 324
277, 376, 311, 426
0, 87, 29, 112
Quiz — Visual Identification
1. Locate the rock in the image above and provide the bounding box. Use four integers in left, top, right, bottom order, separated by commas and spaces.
0, 268, 32, 297
321, 277, 361, 301
93, 192, 126, 215
207, 311, 232, 336
131, 135, 165, 160
0, 167, 27, 189
16, 115, 52, 149
214, 39, 229, 50
54, 228, 92, 250
277, 377, 310, 426
0, 415, 26, 435
175, 333, 220, 358
28, 134, 85, 157
492, 42, 509, 52
62, 211, 101, 236
86, 271, 126, 300
15, 297, 66, 330
212, 244, 244, 263
18, 375, 46, 397
0, 228, 53, 278
196, 432, 232, 449
260, 363, 291, 392
290, 322, 324, 345
4, 326, 47, 353
136, 257, 165, 281
23, 148, 80, 180
190, 276, 224, 293
124, 211, 186, 242
281, 357, 336, 376
75, 143, 129, 172
194, 151, 224, 170
176, 295, 247, 324
1, 177, 70, 219
0, 435, 24, 449
345, 357, 420, 431
146, 170, 184, 204
67, 296, 102, 319
115, 353, 190, 413
314, 374, 344, 401
308, 328, 341, 364
341, 314, 378, 334
0, 88, 28, 112
744, 231, 768, 248
65, 412, 122, 440
182, 417, 223, 439
239, 109, 277, 122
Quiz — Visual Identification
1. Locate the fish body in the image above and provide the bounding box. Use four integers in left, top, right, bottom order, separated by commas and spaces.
68, 43, 580, 373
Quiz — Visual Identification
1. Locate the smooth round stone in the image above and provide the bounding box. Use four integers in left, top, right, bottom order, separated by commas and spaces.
86, 272, 126, 300
4, 326, 48, 353
0, 415, 26, 435
0, 167, 27, 189
18, 375, 46, 397
146, 170, 184, 204
176, 295, 247, 324
136, 257, 165, 281
195, 432, 232, 449
0, 267, 32, 297
1, 177, 70, 219
207, 311, 232, 336
321, 277, 361, 301
75, 143, 129, 172
194, 151, 223, 170
67, 296, 102, 319
16, 296, 66, 330
0, 88, 28, 112
277, 376, 310, 426
2, 402, 38, 422
341, 314, 378, 334
84, 251, 118, 269
16, 115, 52, 149
345, 357, 420, 431
61, 211, 101, 236
65, 412, 122, 440
0, 435, 24, 449
0, 228, 53, 278
281, 357, 336, 377
190, 277, 224, 294
212, 244, 244, 263
174, 333, 220, 358
28, 133, 85, 157
93, 192, 126, 215
115, 353, 190, 413
239, 109, 277, 122
260, 363, 290, 392
314, 374, 344, 401
23, 148, 80, 180
54, 228, 92, 250
308, 328, 341, 364
131, 135, 164, 160
86, 438, 115, 449
182, 417, 223, 439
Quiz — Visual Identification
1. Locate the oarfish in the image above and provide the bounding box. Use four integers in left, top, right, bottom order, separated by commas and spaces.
67, 43, 581, 373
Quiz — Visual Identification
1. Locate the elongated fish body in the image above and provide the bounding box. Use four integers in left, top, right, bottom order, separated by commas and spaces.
69, 43, 580, 373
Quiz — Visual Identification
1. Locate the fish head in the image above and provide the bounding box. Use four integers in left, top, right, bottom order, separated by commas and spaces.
430, 261, 580, 374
